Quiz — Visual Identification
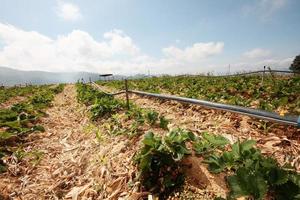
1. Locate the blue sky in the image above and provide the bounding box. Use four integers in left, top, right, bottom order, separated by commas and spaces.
0, 0, 299, 74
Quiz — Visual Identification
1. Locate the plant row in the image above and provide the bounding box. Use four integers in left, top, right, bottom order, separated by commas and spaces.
76, 83, 170, 137
97, 74, 300, 115
0, 84, 65, 172
0, 85, 47, 104
76, 83, 300, 199
135, 130, 300, 199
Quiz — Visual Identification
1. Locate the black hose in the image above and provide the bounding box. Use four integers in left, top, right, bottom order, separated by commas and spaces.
129, 90, 300, 127
91, 82, 300, 127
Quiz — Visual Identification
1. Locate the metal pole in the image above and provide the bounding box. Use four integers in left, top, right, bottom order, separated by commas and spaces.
125, 79, 130, 109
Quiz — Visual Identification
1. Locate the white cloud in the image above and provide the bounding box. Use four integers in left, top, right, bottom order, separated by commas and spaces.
162, 42, 224, 63
0, 23, 226, 75
0, 23, 143, 73
0, 23, 293, 75
57, 1, 82, 21
243, 48, 272, 59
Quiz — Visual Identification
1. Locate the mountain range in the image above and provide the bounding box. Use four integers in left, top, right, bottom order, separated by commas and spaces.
0, 66, 126, 86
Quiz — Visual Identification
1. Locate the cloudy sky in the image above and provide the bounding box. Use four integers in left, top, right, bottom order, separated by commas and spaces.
0, 0, 299, 75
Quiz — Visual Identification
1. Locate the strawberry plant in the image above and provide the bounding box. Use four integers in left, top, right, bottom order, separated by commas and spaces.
90, 97, 124, 119
76, 83, 126, 120
76, 83, 109, 105
204, 140, 258, 173
159, 116, 169, 130
135, 129, 195, 198
50, 84, 65, 94
146, 110, 159, 125
204, 139, 300, 199
227, 156, 300, 200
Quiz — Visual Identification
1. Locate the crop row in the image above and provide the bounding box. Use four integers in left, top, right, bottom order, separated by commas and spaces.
76, 83, 170, 135
0, 85, 49, 104
77, 83, 300, 199
97, 74, 300, 115
0, 84, 65, 172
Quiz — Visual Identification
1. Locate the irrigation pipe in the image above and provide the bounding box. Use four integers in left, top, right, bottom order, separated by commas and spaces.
91, 82, 300, 127
128, 90, 300, 127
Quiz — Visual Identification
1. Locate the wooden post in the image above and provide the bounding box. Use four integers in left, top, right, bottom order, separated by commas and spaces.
125, 79, 130, 110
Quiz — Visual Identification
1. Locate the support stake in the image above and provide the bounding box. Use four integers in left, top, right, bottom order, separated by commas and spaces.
125, 79, 130, 109
262, 66, 265, 85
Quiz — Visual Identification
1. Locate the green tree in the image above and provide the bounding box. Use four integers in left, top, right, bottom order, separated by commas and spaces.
290, 55, 300, 72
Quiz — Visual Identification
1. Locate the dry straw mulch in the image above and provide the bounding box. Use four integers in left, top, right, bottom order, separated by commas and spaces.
0, 84, 299, 200
0, 85, 142, 199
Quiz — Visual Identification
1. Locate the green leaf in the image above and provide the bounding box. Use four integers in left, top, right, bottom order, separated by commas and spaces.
240, 140, 256, 152
202, 132, 229, 147
222, 151, 235, 167
159, 116, 169, 130
143, 132, 159, 147
269, 167, 289, 186
228, 167, 268, 200
204, 154, 225, 173
231, 142, 240, 159
139, 154, 152, 172
289, 173, 300, 187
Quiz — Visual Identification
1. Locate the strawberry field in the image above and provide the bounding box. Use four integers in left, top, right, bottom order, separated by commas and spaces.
77, 83, 300, 200
0, 81, 299, 200
98, 74, 300, 115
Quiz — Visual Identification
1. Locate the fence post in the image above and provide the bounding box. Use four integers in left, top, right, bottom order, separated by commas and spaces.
262, 66, 265, 85
125, 79, 130, 110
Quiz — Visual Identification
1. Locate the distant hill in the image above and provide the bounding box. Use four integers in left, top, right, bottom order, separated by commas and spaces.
0, 66, 125, 86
